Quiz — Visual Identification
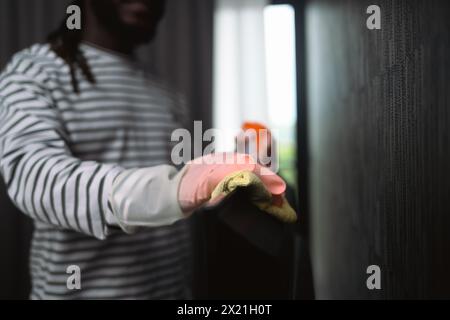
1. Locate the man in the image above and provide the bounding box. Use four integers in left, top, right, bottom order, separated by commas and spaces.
0, 0, 287, 299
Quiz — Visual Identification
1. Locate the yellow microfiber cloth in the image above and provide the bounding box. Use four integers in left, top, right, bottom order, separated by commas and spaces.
210, 170, 297, 223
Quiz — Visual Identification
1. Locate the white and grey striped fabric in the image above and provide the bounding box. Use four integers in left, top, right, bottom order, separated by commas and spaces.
0, 43, 192, 299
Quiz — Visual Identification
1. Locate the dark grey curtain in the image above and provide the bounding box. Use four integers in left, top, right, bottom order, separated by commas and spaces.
0, 0, 213, 299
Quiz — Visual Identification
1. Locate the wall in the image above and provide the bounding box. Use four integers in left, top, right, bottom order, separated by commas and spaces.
306, 0, 450, 299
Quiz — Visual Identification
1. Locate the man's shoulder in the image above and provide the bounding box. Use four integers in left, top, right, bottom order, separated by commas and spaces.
1, 43, 60, 80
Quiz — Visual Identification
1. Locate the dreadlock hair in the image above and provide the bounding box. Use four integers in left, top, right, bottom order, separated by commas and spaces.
47, 0, 95, 94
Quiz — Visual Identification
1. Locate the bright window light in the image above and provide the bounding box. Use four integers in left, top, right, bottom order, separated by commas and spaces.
264, 4, 297, 130
264, 4, 297, 186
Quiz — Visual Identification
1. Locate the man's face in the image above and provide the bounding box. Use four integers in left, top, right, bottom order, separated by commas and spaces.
90, 0, 166, 45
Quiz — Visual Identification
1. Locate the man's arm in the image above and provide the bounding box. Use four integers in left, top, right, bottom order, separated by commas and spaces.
0, 65, 184, 239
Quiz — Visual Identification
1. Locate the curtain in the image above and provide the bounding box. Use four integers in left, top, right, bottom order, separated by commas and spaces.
213, 0, 269, 151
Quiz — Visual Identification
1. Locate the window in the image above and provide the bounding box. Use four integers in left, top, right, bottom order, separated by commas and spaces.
264, 4, 297, 187
213, 1, 297, 187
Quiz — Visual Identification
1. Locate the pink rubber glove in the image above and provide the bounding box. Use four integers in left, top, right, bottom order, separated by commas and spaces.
178, 152, 286, 213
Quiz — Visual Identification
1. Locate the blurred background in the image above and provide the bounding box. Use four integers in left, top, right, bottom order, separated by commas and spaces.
1, 0, 450, 299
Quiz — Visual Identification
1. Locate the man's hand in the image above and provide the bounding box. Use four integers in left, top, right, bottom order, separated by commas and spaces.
178, 152, 286, 213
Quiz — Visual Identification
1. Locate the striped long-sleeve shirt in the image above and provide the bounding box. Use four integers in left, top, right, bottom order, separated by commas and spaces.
0, 43, 192, 299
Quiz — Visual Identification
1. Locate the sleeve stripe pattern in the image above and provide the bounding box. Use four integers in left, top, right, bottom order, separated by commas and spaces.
0, 55, 124, 240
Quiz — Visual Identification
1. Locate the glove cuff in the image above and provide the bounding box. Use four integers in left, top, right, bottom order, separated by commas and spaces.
109, 165, 186, 233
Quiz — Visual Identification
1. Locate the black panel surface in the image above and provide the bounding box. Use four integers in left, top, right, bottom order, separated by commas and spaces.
307, 0, 450, 299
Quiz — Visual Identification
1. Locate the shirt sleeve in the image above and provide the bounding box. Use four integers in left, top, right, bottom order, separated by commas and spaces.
0, 63, 126, 240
